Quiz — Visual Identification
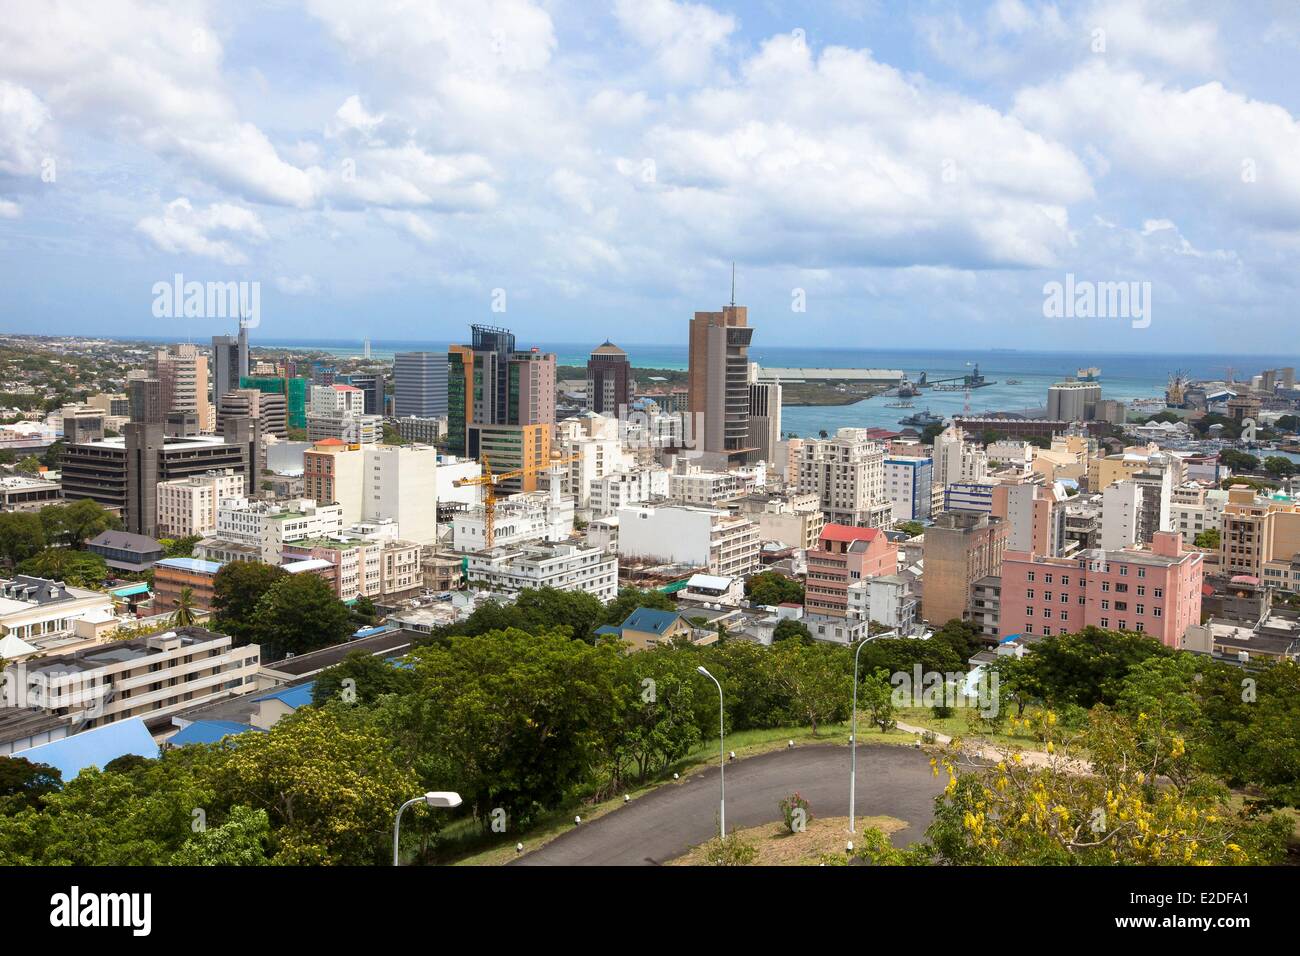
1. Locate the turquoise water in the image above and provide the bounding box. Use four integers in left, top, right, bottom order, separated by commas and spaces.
257, 339, 1300, 439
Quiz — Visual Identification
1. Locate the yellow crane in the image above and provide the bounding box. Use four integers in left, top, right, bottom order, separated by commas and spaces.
454, 453, 580, 549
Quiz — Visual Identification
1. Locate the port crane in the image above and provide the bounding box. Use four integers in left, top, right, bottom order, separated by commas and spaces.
453, 453, 580, 549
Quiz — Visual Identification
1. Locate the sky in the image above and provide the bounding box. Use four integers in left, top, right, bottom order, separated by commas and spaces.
1, 0, 1299, 354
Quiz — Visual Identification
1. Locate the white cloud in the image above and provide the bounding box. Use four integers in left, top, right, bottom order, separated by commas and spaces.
276, 274, 319, 295
136, 197, 268, 264
613, 0, 736, 84
0, 81, 51, 177
0, 199, 21, 219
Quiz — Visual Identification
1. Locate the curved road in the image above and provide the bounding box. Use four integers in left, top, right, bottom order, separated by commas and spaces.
515, 743, 943, 866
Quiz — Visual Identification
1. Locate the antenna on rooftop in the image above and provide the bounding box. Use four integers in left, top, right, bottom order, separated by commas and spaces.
730, 261, 736, 306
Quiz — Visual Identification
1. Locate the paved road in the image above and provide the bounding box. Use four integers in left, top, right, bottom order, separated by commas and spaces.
515, 743, 943, 866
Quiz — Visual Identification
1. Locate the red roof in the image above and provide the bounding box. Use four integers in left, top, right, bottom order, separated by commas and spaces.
332, 384, 360, 391
314, 437, 345, 446
819, 524, 883, 544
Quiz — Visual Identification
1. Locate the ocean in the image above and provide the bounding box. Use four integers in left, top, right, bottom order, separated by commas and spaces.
258, 339, 1300, 439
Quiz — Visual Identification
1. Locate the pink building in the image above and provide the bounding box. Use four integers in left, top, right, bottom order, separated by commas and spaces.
805, 524, 899, 618
999, 530, 1203, 647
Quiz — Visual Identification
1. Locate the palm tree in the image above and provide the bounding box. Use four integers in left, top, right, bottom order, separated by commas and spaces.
172, 587, 197, 627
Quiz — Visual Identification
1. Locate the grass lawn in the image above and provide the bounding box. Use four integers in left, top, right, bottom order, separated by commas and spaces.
668, 815, 906, 866
894, 705, 1050, 751
441, 721, 922, 866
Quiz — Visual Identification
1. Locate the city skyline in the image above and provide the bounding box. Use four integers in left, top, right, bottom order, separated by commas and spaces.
2, 1, 1299, 353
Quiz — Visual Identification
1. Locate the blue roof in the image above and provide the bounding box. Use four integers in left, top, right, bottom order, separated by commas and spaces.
253, 682, 315, 709
109, 582, 151, 597
594, 624, 623, 636
168, 720, 258, 746
621, 608, 683, 635
16, 718, 159, 779
155, 556, 224, 574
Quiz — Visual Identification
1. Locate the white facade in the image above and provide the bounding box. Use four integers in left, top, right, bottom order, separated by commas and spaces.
985, 440, 1033, 470
617, 503, 759, 577
934, 426, 989, 491
465, 541, 618, 601
884, 457, 933, 523
1171, 487, 1228, 545
452, 484, 575, 551
846, 574, 918, 634
589, 468, 669, 517
795, 428, 888, 526
155, 469, 247, 538
1100, 480, 1142, 550
435, 455, 483, 508
363, 444, 438, 545
215, 497, 345, 564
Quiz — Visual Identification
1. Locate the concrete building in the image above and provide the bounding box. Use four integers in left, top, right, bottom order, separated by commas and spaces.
732, 492, 825, 550
885, 456, 933, 523
307, 384, 380, 444
586, 341, 631, 416
921, 511, 1008, 626
155, 469, 247, 538
747, 375, 783, 466
795, 428, 890, 527
933, 425, 989, 491
281, 536, 422, 602
149, 343, 212, 432
61, 419, 261, 536
688, 300, 754, 461
211, 326, 249, 408
617, 503, 759, 578
1000, 531, 1204, 646
465, 541, 617, 601
1171, 485, 1228, 545
804, 524, 899, 618
1219, 486, 1300, 578
669, 460, 744, 507
394, 352, 448, 418
846, 574, 919, 635
0, 474, 62, 512
0, 576, 116, 657
347, 372, 386, 417
452, 484, 574, 551
212, 496, 345, 564
589, 468, 670, 518
153, 556, 224, 612
993, 479, 1066, 557
944, 480, 995, 514
61, 405, 106, 444
5, 626, 260, 730
301, 440, 438, 545
217, 387, 287, 439
396, 416, 447, 444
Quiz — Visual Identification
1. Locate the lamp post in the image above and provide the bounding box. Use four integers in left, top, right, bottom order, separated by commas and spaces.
697, 665, 725, 837
850, 631, 895, 834
393, 791, 462, 866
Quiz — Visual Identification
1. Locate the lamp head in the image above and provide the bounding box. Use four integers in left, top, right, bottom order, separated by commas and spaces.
424, 791, 462, 809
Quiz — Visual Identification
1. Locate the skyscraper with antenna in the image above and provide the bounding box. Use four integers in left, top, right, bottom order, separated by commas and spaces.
688, 263, 755, 462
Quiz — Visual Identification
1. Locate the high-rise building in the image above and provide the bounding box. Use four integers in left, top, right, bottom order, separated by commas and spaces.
306, 384, 380, 444
586, 341, 631, 415
795, 428, 890, 527
688, 298, 753, 461
747, 372, 782, 466
921, 510, 1008, 626
156, 469, 248, 538
349, 371, 387, 417
446, 326, 556, 470
149, 343, 212, 432
217, 387, 287, 439
393, 353, 446, 418
301, 440, 438, 544
211, 324, 249, 408
241, 375, 308, 430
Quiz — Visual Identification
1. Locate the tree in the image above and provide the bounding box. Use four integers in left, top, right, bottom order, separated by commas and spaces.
161, 535, 202, 558
17, 548, 106, 588
380, 422, 408, 445
616, 659, 702, 782
1193, 528, 1220, 550
927, 707, 1292, 865
207, 705, 420, 865
1219, 449, 1259, 473
211, 562, 288, 646
995, 626, 1172, 709
250, 574, 352, 660
772, 618, 814, 644
41, 499, 120, 548
15, 455, 41, 475
169, 806, 270, 866
744, 571, 804, 607
312, 651, 418, 708
171, 587, 198, 627
600, 587, 676, 627
1263, 455, 1297, 478
860, 666, 897, 733
0, 511, 46, 566
0, 756, 62, 811
763, 640, 850, 735
895, 520, 925, 538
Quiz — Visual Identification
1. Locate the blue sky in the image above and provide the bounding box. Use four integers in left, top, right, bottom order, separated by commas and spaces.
1, 0, 1299, 354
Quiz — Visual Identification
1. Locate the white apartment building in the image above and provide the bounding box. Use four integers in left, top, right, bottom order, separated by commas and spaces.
795, 428, 889, 527
669, 466, 744, 507
589, 468, 670, 518
7, 627, 261, 730
155, 469, 247, 538
435, 454, 483, 509
303, 442, 440, 545
985, 440, 1033, 471
933, 425, 990, 490
732, 493, 825, 550
452, 483, 575, 551
1100, 480, 1143, 550
282, 536, 422, 601
306, 384, 381, 444
1171, 485, 1228, 545
556, 433, 630, 509
846, 574, 919, 635
617, 503, 759, 577
0, 576, 116, 657
213, 497, 345, 564
465, 541, 618, 601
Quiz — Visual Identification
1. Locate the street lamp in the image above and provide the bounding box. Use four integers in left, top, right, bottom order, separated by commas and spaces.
697, 665, 725, 838
393, 790, 462, 866
850, 631, 895, 834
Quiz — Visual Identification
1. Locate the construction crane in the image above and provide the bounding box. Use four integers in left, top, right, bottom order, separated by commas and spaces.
453, 453, 580, 549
